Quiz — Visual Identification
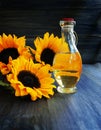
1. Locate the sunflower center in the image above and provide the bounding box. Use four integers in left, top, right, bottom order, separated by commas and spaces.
17, 70, 40, 88
41, 48, 55, 65
0, 48, 19, 64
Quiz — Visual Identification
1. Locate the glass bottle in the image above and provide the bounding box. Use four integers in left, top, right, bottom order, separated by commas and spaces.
53, 18, 82, 94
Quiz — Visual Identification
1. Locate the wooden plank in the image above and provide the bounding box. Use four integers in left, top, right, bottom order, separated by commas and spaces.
0, 64, 101, 130
0, 0, 101, 63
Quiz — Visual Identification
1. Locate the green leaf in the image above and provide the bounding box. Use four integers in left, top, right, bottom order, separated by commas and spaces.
0, 80, 10, 86
0, 80, 14, 93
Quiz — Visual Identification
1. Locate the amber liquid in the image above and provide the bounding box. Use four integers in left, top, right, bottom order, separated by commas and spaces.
53, 52, 82, 93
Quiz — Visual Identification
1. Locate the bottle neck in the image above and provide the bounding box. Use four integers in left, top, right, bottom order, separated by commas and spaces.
61, 25, 74, 33
61, 25, 78, 53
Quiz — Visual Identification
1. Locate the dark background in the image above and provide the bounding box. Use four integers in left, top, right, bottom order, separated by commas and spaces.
0, 0, 101, 63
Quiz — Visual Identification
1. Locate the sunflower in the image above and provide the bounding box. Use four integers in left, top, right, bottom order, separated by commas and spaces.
7, 56, 56, 101
0, 33, 31, 75
31, 32, 69, 66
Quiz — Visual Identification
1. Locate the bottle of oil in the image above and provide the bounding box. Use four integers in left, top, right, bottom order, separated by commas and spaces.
53, 18, 82, 93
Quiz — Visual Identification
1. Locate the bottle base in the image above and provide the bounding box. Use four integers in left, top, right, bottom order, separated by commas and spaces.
57, 86, 77, 94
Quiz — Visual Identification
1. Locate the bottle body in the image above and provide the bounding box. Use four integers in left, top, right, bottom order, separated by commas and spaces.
53, 18, 82, 93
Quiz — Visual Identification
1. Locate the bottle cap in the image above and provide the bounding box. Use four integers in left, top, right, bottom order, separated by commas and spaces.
62, 18, 74, 22
60, 18, 76, 26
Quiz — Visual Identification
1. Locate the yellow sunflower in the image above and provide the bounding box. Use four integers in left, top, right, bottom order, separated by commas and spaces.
31, 32, 69, 66
7, 56, 56, 101
0, 33, 31, 75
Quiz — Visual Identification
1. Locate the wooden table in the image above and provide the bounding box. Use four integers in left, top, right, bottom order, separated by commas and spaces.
0, 63, 101, 130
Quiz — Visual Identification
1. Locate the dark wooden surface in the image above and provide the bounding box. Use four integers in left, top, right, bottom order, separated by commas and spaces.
0, 63, 101, 130
0, 0, 101, 63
